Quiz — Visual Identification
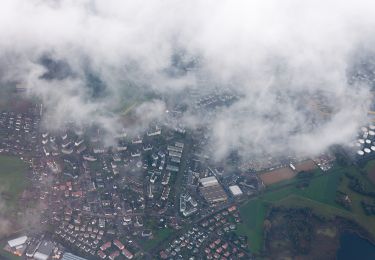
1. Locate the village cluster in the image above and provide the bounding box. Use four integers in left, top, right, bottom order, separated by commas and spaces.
0, 100, 337, 260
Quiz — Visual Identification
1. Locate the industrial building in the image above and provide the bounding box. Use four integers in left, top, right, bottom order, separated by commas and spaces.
229, 185, 243, 197
199, 176, 228, 203
33, 240, 54, 260
7, 236, 28, 248
62, 252, 88, 260
6, 236, 28, 256
200, 176, 219, 187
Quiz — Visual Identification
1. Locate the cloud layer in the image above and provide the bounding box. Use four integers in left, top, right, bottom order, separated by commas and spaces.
1, 0, 375, 159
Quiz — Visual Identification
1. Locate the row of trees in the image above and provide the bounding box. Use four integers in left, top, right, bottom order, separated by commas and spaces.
361, 200, 375, 216
346, 172, 375, 198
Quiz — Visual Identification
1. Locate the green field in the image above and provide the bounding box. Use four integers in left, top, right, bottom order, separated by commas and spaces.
140, 218, 174, 251
142, 227, 174, 251
364, 159, 375, 173
262, 169, 342, 206
236, 165, 366, 254
0, 249, 22, 260
0, 155, 28, 213
236, 200, 267, 253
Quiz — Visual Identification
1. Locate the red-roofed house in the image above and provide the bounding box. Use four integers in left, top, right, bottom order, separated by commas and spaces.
100, 241, 112, 251
113, 239, 124, 250
97, 250, 106, 259
109, 250, 120, 260
122, 248, 134, 259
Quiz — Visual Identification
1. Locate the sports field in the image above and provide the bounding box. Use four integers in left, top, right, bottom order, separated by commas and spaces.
260, 160, 318, 187
259, 167, 296, 185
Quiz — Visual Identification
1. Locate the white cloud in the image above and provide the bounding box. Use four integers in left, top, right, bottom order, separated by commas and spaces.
0, 0, 374, 158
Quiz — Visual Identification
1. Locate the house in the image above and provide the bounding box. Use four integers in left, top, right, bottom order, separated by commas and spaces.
122, 248, 134, 259
113, 239, 124, 250
100, 241, 111, 251
109, 250, 120, 260
97, 250, 106, 259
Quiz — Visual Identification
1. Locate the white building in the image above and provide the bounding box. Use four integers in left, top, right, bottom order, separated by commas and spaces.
229, 185, 243, 196
7, 236, 27, 248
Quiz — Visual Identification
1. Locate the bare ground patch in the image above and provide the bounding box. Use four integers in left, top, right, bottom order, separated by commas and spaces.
260, 167, 296, 185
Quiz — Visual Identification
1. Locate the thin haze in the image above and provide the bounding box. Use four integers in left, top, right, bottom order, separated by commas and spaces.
0, 0, 374, 159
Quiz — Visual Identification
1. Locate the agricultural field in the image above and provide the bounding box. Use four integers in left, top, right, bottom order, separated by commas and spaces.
237, 163, 375, 255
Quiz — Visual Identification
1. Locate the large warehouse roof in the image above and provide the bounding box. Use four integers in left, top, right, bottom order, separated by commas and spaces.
229, 185, 243, 196
34, 240, 54, 260
200, 176, 219, 187
200, 184, 228, 203
62, 252, 88, 260
7, 236, 27, 248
